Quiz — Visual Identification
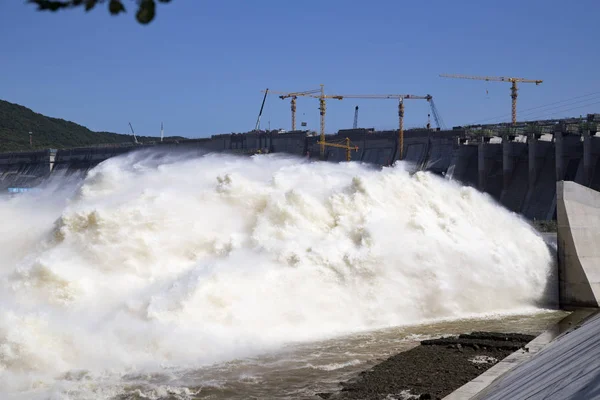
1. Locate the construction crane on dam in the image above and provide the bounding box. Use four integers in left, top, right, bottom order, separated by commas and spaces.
265, 85, 443, 160
128, 122, 139, 144
440, 74, 543, 125
317, 92, 440, 160
263, 85, 343, 158
254, 88, 269, 131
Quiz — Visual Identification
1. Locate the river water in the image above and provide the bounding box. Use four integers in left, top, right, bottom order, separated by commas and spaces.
113, 311, 564, 400
0, 151, 558, 399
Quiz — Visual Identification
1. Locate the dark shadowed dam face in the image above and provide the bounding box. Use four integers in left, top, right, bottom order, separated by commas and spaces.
0, 151, 557, 399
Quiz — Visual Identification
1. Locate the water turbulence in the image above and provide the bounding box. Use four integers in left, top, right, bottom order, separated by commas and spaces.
0, 151, 554, 399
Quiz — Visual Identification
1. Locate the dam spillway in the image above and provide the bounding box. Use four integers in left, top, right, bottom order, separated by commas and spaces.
1, 114, 599, 221
0, 146, 556, 399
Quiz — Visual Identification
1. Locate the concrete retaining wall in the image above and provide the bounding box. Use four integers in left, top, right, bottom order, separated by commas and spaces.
557, 180, 600, 308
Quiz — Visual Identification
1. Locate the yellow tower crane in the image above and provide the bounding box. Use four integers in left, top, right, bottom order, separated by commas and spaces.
264, 85, 343, 158
440, 74, 543, 125
324, 93, 434, 160
260, 88, 321, 131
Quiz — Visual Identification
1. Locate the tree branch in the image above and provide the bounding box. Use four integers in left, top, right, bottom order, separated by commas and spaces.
27, 0, 172, 24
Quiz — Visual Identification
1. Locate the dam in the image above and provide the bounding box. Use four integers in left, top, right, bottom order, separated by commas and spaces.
1, 113, 599, 222
0, 145, 560, 399
1, 117, 600, 398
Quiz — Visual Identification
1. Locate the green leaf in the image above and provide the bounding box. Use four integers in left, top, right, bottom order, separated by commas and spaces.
84, 0, 97, 12
136, 0, 156, 24
108, 0, 125, 15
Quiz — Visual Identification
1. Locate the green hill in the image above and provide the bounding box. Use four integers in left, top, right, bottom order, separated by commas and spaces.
0, 99, 186, 152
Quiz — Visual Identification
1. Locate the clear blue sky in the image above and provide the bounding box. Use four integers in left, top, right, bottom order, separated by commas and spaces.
1, 1, 599, 138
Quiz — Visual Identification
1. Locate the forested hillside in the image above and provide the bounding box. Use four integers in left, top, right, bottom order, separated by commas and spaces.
0, 99, 185, 151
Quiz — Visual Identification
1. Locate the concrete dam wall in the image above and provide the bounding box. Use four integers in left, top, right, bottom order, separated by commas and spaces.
0, 149, 56, 191
2, 117, 599, 221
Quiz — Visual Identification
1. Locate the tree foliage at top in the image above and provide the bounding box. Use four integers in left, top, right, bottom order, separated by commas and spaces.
28, 0, 172, 24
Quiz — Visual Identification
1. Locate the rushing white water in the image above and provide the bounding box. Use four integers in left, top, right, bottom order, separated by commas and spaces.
0, 151, 554, 399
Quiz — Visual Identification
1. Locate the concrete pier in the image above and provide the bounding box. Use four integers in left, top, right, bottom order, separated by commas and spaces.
476, 138, 502, 200
446, 141, 478, 187
521, 137, 556, 220
500, 135, 528, 213
582, 129, 592, 186
590, 135, 600, 191
501, 133, 513, 193
478, 138, 486, 191
556, 129, 583, 183
527, 131, 539, 190
555, 131, 564, 182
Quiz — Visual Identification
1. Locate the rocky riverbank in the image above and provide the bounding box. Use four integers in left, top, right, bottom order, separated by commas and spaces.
317, 332, 535, 400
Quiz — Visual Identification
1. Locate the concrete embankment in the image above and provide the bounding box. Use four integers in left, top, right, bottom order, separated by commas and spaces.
469, 310, 600, 400
557, 181, 600, 308
444, 180, 600, 399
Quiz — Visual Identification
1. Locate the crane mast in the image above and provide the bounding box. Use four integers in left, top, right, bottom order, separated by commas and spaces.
291, 97, 296, 130
319, 85, 325, 157
399, 100, 404, 159
128, 122, 138, 144
440, 74, 543, 125
353, 106, 359, 129
255, 88, 269, 131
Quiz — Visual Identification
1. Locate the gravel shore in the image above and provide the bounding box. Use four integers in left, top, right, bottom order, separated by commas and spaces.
317, 332, 535, 400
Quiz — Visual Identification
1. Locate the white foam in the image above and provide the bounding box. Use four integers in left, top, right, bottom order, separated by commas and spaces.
308, 359, 362, 371
0, 151, 555, 398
